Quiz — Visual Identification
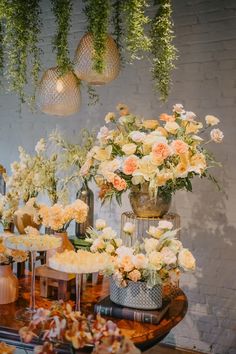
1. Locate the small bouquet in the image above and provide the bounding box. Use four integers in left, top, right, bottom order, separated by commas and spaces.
81, 103, 223, 204
0, 237, 28, 264
0, 192, 19, 229
37, 199, 89, 232
19, 301, 140, 354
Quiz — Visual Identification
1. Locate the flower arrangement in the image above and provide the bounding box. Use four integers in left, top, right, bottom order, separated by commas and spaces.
0, 192, 19, 229
87, 219, 195, 288
0, 237, 28, 265
37, 199, 89, 232
81, 103, 223, 205
19, 301, 140, 354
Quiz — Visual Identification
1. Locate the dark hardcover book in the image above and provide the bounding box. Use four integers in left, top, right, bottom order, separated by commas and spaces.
94, 296, 170, 324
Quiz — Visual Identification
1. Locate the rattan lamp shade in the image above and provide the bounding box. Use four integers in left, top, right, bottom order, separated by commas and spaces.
37, 67, 81, 116
74, 33, 120, 85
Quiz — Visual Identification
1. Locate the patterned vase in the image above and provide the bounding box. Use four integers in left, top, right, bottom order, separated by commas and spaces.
0, 264, 18, 304
110, 277, 162, 310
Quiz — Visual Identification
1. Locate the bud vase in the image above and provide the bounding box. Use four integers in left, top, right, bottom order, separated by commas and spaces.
129, 184, 171, 218
75, 182, 94, 239
46, 231, 74, 266
0, 264, 18, 304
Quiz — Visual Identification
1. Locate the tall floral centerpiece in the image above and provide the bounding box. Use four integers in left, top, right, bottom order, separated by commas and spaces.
86, 219, 195, 310
81, 104, 223, 217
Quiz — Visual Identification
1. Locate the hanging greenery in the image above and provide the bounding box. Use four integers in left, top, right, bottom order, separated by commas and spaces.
0, 0, 42, 103
112, 0, 123, 54
51, 0, 72, 74
83, 0, 110, 73
122, 0, 151, 61
150, 0, 178, 101
0, 22, 4, 81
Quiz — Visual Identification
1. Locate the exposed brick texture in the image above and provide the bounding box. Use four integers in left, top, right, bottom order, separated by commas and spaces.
0, 1, 235, 353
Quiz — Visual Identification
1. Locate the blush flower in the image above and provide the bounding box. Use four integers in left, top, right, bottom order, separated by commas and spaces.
152, 142, 171, 162
128, 269, 141, 282
171, 140, 189, 155
159, 113, 175, 122
210, 128, 224, 143
123, 155, 139, 175
205, 115, 220, 126
112, 175, 127, 191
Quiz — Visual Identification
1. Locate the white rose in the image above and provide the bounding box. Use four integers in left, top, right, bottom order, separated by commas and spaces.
114, 238, 123, 247
95, 219, 107, 230
158, 220, 173, 230
205, 115, 220, 126
144, 238, 159, 254
91, 238, 105, 252
148, 251, 163, 270
129, 131, 146, 143
122, 143, 137, 155
210, 128, 224, 143
164, 121, 180, 134
106, 244, 115, 254
132, 254, 148, 269
178, 248, 196, 271
161, 247, 177, 265
147, 226, 163, 239
173, 103, 185, 114
123, 222, 135, 234
116, 246, 134, 258
102, 227, 117, 240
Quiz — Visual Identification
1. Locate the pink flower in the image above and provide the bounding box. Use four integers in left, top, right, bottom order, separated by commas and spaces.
171, 140, 189, 155
112, 175, 127, 191
123, 155, 139, 175
160, 113, 175, 122
152, 142, 171, 161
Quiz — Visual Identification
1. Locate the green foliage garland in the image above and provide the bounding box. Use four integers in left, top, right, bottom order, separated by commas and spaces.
83, 0, 110, 73
112, 0, 123, 53
51, 0, 72, 74
0, 22, 4, 80
150, 0, 178, 101
122, 0, 151, 61
0, 0, 42, 103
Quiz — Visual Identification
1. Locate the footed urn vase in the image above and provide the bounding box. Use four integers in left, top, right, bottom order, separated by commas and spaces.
0, 264, 18, 304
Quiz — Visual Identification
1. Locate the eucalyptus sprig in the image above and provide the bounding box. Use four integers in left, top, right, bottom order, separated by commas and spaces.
122, 0, 151, 61
150, 0, 178, 101
51, 0, 73, 74
83, 0, 110, 73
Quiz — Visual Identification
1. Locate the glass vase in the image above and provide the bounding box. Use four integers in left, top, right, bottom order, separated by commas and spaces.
75, 182, 94, 239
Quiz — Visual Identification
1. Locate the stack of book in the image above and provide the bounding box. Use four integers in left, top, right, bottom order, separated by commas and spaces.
94, 296, 170, 324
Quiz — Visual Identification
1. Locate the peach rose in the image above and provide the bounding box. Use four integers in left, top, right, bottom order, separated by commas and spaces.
142, 119, 159, 129
160, 113, 175, 122
120, 255, 134, 272
123, 155, 139, 175
210, 128, 224, 143
164, 121, 180, 134
128, 269, 141, 282
171, 140, 189, 155
112, 175, 127, 191
152, 142, 171, 161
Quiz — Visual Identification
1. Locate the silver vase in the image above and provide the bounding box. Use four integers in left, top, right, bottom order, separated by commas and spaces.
129, 184, 171, 218
75, 182, 94, 239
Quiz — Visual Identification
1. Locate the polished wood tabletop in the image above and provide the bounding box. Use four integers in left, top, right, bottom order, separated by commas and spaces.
0, 272, 188, 352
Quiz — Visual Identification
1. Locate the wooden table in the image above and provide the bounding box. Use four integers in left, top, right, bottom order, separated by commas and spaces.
0, 274, 188, 353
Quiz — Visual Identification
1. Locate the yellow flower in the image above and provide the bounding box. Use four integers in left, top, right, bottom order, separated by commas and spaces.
164, 121, 180, 134
156, 171, 173, 186
122, 143, 137, 155
142, 119, 159, 130
205, 115, 220, 126
133, 156, 157, 181
156, 126, 168, 137
93, 146, 112, 161
185, 121, 203, 134
190, 153, 206, 174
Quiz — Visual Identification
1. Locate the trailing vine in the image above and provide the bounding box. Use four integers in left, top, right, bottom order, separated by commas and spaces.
83, 0, 110, 73
0, 0, 42, 104
51, 0, 73, 74
112, 0, 124, 60
122, 0, 151, 61
0, 22, 4, 81
150, 0, 178, 101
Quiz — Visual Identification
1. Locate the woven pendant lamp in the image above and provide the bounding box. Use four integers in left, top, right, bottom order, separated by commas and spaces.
37, 67, 81, 116
74, 33, 120, 85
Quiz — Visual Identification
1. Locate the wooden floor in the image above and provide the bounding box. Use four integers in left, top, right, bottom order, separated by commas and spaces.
145, 344, 202, 354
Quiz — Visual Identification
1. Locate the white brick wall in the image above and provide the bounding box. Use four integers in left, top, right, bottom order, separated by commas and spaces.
0, 1, 236, 353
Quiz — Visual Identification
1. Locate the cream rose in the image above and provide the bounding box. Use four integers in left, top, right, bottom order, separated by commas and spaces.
128, 269, 141, 282
178, 248, 196, 271
147, 226, 164, 239
164, 121, 180, 134
105, 112, 116, 123
210, 128, 224, 143
148, 251, 163, 270
142, 119, 159, 129
158, 220, 173, 230
205, 115, 220, 126
144, 238, 159, 254
102, 226, 117, 240
129, 131, 146, 143
122, 143, 137, 155
132, 254, 148, 269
